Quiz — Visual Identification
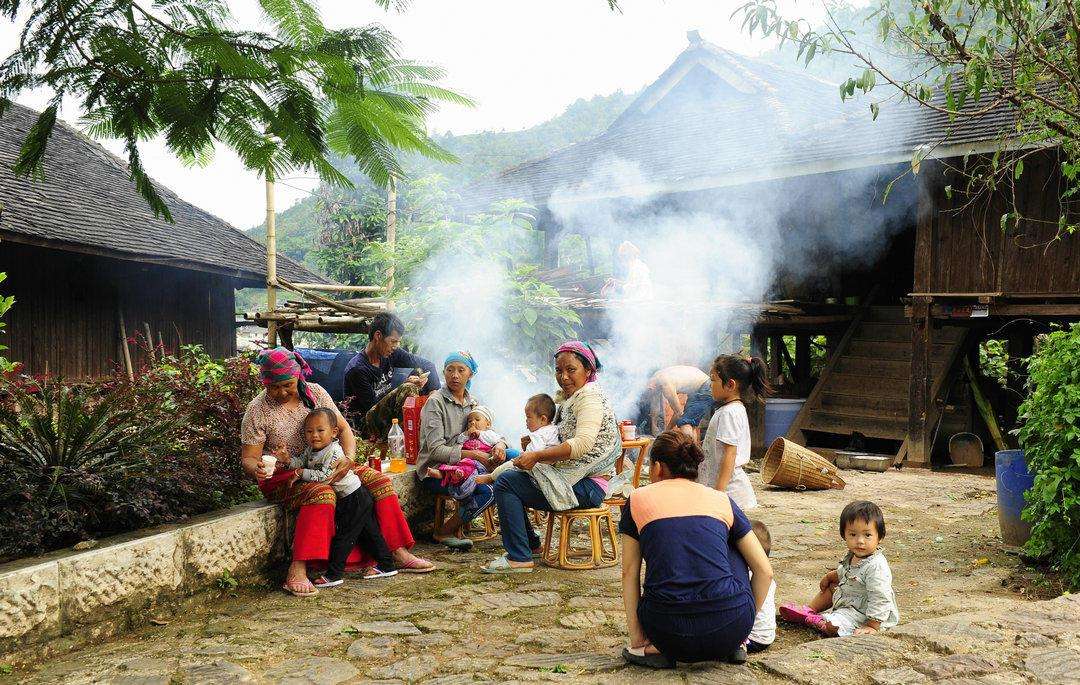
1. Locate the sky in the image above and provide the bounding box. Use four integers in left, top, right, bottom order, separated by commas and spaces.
0, 0, 826, 228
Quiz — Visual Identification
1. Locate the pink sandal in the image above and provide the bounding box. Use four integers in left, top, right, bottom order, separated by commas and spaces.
779, 603, 818, 625
398, 556, 436, 573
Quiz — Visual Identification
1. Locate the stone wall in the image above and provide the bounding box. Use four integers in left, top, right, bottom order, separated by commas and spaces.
0, 467, 429, 660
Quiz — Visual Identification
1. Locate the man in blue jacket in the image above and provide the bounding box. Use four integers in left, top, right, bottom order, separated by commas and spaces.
344, 312, 439, 440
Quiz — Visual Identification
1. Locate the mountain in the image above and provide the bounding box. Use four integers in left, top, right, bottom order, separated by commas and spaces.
244, 89, 640, 272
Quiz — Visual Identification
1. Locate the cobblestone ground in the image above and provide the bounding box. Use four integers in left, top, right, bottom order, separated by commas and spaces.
9, 469, 1079, 684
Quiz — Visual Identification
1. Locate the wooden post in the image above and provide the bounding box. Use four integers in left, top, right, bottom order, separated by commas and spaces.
795, 335, 811, 385
386, 178, 397, 297
143, 322, 155, 364
768, 334, 783, 384
265, 179, 278, 347
908, 296, 934, 466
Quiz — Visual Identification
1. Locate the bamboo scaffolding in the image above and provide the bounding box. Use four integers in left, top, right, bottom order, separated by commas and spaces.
266, 179, 278, 347
285, 283, 384, 293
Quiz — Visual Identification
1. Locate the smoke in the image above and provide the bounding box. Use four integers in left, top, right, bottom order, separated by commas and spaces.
404, 48, 920, 438
405, 246, 545, 440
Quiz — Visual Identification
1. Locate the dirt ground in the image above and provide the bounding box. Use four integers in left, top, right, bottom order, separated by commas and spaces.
4, 467, 1065, 685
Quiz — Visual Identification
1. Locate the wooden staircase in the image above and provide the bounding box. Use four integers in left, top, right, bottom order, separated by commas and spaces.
785, 306, 969, 464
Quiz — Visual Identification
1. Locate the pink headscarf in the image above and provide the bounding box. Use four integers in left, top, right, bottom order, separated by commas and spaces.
256, 347, 317, 408
554, 341, 601, 383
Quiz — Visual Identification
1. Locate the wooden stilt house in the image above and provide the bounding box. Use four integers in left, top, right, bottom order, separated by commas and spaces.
0, 103, 326, 377
471, 31, 1080, 466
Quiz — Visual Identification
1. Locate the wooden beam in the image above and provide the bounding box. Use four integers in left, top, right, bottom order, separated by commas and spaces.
907, 297, 933, 465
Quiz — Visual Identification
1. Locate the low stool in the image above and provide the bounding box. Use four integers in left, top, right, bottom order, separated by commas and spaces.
540, 507, 619, 570
432, 494, 499, 542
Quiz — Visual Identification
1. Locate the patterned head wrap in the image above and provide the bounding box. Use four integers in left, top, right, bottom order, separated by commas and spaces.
443, 351, 478, 390
554, 341, 601, 383
256, 347, 316, 409
469, 405, 494, 427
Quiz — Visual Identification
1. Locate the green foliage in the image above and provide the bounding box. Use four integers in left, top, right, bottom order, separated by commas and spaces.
216, 570, 239, 591
0, 271, 13, 373
242, 90, 637, 273
980, 339, 1009, 389
0, 379, 177, 511
1016, 324, 1080, 588
0, 0, 466, 219
0, 344, 261, 562
737, 0, 1080, 233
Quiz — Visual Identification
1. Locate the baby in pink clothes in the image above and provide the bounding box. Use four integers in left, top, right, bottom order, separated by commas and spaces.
423, 406, 504, 484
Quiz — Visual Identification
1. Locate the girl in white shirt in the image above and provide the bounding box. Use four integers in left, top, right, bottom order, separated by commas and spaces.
696, 354, 771, 511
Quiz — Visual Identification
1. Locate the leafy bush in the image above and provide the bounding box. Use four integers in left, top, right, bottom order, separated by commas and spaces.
0, 271, 14, 373
0, 344, 261, 563
1016, 324, 1080, 587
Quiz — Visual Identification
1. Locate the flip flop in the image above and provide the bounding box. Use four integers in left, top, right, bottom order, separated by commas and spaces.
398, 556, 436, 573
282, 579, 318, 597
363, 567, 399, 579
480, 556, 533, 574
312, 575, 343, 588
622, 647, 675, 669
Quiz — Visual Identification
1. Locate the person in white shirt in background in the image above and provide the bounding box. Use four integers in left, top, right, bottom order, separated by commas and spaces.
602, 240, 654, 301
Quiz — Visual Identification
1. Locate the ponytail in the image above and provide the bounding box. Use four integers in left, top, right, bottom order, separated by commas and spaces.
650, 430, 705, 480
712, 354, 773, 403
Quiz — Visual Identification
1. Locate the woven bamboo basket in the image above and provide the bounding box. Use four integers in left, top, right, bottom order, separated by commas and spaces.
761, 438, 846, 491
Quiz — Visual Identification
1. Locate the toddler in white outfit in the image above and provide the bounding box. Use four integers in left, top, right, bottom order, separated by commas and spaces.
475, 394, 559, 484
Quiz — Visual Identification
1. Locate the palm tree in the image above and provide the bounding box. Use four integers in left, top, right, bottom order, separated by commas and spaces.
0, 0, 471, 219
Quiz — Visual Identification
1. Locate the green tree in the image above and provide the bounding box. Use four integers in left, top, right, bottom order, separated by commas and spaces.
0, 0, 468, 219
1016, 324, 1080, 587
736, 0, 1080, 232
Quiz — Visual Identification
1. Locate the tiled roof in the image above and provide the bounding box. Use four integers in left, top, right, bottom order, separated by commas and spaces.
0, 103, 327, 286
470, 36, 1022, 207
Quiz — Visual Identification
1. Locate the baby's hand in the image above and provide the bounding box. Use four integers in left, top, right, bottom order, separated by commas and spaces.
469, 430, 480, 439
520, 435, 531, 451
853, 626, 877, 636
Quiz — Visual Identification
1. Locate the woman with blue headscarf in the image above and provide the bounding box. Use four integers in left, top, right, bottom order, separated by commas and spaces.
417, 351, 509, 550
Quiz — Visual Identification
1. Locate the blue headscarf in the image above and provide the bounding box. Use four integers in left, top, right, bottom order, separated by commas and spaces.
443, 351, 478, 389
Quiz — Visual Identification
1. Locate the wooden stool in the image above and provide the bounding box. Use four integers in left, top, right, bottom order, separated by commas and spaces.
432, 494, 499, 542
605, 437, 653, 508
540, 507, 619, 570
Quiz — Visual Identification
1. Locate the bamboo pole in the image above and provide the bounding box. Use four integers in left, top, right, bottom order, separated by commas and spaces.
964, 357, 1008, 452
265, 178, 278, 347
144, 322, 156, 363
386, 178, 397, 305
118, 308, 134, 381
285, 283, 384, 293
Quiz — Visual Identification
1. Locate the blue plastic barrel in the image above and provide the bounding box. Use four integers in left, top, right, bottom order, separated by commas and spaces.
995, 449, 1035, 546
764, 398, 806, 446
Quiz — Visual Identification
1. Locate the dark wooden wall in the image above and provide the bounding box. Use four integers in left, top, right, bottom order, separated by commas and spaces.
916, 152, 1080, 296
0, 242, 236, 378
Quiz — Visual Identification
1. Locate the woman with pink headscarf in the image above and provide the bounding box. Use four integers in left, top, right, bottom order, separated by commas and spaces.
240, 347, 434, 597
481, 341, 621, 574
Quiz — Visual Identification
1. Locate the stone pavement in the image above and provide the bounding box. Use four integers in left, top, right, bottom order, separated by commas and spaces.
5, 470, 1075, 684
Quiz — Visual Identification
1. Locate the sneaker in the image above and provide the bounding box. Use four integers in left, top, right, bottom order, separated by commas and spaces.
727, 646, 748, 665
312, 575, 343, 588
363, 567, 399, 580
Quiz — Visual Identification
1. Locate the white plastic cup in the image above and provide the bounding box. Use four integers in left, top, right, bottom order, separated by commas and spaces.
261, 454, 277, 476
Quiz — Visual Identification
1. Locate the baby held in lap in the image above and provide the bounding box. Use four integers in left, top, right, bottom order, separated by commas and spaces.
424, 405, 501, 485
475, 394, 559, 485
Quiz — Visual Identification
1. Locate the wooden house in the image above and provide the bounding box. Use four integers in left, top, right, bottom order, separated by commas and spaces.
471, 32, 1079, 466
0, 103, 324, 378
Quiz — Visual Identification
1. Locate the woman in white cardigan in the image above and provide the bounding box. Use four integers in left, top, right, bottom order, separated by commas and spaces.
481, 341, 620, 574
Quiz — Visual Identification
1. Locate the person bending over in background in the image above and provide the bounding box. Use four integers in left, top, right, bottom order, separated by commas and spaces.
343, 312, 439, 441
646, 365, 709, 433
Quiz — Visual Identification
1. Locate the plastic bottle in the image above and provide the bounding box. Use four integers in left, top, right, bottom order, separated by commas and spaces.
388, 419, 406, 473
